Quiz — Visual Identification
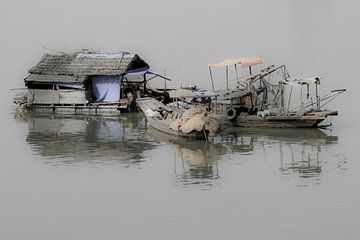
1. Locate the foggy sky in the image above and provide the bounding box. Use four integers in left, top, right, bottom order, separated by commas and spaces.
1, 0, 359, 124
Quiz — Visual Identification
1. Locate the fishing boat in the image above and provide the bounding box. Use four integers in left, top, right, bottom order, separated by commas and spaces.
169, 57, 346, 128
137, 98, 219, 140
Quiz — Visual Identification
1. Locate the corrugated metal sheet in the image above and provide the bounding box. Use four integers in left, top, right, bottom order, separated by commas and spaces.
26, 74, 87, 83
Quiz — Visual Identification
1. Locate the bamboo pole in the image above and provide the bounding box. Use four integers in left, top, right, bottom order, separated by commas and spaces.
209, 66, 215, 92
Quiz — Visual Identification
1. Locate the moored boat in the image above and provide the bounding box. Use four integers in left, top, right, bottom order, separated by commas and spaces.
137, 98, 219, 140
169, 57, 346, 128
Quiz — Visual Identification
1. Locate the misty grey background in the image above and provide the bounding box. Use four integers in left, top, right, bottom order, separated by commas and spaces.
1, 0, 360, 239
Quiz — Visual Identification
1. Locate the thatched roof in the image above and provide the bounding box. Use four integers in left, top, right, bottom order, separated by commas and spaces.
26, 51, 149, 83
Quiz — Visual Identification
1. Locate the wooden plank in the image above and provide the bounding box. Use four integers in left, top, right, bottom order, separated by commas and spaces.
29, 89, 60, 104
28, 89, 86, 104
59, 90, 86, 104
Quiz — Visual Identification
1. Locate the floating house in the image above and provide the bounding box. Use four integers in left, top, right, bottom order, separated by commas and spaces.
24, 50, 168, 115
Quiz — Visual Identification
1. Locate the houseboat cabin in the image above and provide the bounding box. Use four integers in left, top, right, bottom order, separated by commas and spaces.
24, 51, 167, 115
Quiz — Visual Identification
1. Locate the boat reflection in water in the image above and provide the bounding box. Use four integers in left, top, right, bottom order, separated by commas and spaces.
16, 113, 156, 166
16, 113, 345, 187
148, 128, 229, 187
149, 126, 343, 187
222, 128, 341, 179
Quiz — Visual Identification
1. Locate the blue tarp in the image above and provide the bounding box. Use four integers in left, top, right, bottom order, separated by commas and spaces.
91, 76, 120, 102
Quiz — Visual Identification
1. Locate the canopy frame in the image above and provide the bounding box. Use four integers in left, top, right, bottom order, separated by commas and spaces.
208, 57, 263, 91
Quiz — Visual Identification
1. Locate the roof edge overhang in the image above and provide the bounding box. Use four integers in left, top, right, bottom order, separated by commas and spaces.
25, 74, 87, 84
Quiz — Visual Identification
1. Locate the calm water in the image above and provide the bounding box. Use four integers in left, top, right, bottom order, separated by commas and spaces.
1, 111, 358, 240
18, 113, 346, 188
1, 0, 360, 239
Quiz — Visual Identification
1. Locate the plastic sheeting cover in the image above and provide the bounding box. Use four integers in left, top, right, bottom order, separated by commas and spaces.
91, 76, 120, 102
57, 83, 84, 89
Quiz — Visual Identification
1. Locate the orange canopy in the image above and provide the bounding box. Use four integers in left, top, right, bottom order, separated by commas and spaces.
208, 57, 263, 68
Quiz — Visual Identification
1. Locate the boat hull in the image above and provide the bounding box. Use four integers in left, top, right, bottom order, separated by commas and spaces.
137, 98, 208, 140
231, 114, 325, 128
145, 116, 206, 139
227, 110, 338, 128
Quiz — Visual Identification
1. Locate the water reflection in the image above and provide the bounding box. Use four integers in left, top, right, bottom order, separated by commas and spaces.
148, 127, 343, 187
15, 113, 156, 166
147, 129, 228, 187
223, 128, 340, 179
16, 112, 345, 187
224, 128, 345, 185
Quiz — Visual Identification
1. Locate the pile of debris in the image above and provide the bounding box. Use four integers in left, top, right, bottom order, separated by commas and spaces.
13, 92, 27, 107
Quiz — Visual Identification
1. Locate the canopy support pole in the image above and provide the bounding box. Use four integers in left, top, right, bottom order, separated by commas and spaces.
300, 85, 303, 109
143, 74, 147, 96
234, 64, 239, 84
226, 65, 229, 90
287, 86, 293, 114
209, 67, 215, 92
164, 69, 167, 94
306, 84, 310, 99
120, 75, 124, 100
316, 83, 320, 110
280, 82, 284, 113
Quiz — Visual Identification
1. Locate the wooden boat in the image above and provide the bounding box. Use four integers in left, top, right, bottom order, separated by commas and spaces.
227, 110, 338, 128
169, 57, 346, 128
137, 98, 219, 140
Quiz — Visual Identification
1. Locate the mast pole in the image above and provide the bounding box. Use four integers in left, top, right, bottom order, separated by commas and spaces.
209, 66, 215, 92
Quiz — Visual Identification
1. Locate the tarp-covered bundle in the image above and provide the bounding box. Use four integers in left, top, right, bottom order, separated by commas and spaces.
169, 108, 219, 136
